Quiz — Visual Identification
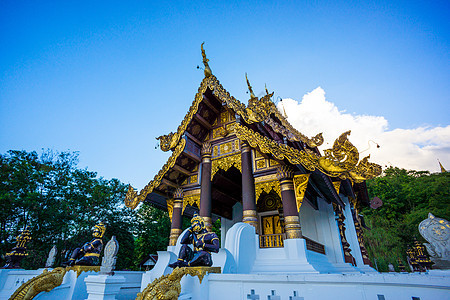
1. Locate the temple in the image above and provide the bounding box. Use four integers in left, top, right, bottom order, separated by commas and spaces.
2, 45, 449, 300
125, 44, 382, 279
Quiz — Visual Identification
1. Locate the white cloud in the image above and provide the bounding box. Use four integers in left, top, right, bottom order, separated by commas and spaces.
278, 87, 450, 173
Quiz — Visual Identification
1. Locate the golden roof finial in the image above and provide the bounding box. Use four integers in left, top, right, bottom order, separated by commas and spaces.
245, 73, 256, 99
265, 84, 269, 95
201, 42, 212, 78
438, 159, 447, 172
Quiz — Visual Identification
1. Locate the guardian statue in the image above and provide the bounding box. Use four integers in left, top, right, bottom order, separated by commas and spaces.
63, 222, 106, 266
169, 213, 219, 268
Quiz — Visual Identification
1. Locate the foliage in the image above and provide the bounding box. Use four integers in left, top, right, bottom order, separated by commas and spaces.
134, 203, 171, 267
212, 218, 221, 241
0, 150, 136, 270
361, 167, 450, 271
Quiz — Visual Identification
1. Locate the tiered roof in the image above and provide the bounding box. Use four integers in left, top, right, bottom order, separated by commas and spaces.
125, 45, 382, 213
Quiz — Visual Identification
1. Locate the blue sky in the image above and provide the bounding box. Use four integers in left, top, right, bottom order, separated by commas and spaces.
1, 1, 449, 189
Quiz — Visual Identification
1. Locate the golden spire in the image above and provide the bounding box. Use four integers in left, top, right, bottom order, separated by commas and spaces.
265, 84, 269, 95
245, 73, 256, 99
201, 42, 212, 78
438, 160, 447, 172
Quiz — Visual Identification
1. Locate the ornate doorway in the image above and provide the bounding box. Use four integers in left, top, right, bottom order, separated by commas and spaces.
257, 192, 284, 248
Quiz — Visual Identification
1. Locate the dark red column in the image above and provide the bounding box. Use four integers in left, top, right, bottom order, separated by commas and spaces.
169, 187, 183, 246
276, 165, 302, 239
241, 141, 258, 231
200, 142, 213, 231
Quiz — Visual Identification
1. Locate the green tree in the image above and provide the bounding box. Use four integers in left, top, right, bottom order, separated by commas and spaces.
0, 150, 137, 270
361, 167, 450, 271
134, 204, 171, 267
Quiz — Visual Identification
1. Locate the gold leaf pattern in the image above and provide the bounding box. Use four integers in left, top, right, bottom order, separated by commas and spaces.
182, 191, 200, 214
255, 180, 281, 203
211, 153, 241, 180
166, 199, 174, 222
332, 181, 341, 195
293, 174, 310, 212
233, 123, 381, 183
256, 160, 266, 169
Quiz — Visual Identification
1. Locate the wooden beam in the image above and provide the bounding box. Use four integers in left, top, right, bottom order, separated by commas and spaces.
213, 187, 241, 204
161, 178, 178, 189
185, 131, 202, 146
214, 172, 241, 191
202, 95, 220, 114
173, 164, 191, 176
212, 204, 233, 220
182, 150, 201, 163
194, 113, 213, 131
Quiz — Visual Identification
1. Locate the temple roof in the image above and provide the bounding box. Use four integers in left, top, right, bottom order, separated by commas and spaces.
125, 46, 382, 212
155, 74, 324, 154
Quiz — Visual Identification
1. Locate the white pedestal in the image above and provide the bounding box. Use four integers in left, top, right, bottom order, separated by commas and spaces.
84, 274, 125, 300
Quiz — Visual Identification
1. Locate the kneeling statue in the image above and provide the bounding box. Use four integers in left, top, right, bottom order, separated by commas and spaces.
169, 213, 219, 268
63, 222, 106, 267
2, 227, 32, 269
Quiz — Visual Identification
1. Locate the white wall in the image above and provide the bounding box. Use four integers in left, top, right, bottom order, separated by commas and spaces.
220, 201, 243, 248
316, 199, 344, 264
299, 200, 319, 242
207, 273, 450, 300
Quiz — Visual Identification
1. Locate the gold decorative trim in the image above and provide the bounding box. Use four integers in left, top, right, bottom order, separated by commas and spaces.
169, 229, 183, 246
234, 124, 381, 183
125, 138, 186, 209
211, 153, 241, 180
276, 165, 295, 181
255, 180, 281, 203
68, 265, 100, 277
265, 117, 324, 148
280, 182, 294, 192
9, 266, 100, 300
173, 199, 182, 210
284, 215, 302, 239
137, 266, 221, 300
167, 199, 174, 222
234, 123, 318, 169
173, 188, 184, 200
293, 174, 310, 212
332, 181, 341, 195
182, 190, 200, 214
201, 141, 212, 156
255, 174, 277, 183
243, 209, 258, 230
156, 73, 322, 152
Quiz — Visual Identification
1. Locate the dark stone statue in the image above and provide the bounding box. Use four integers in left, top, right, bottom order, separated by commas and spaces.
169, 213, 219, 268
63, 222, 106, 267
2, 227, 32, 269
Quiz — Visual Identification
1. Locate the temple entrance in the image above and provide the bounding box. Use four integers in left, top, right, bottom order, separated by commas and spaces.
211, 166, 242, 220
257, 191, 285, 248
260, 213, 284, 248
